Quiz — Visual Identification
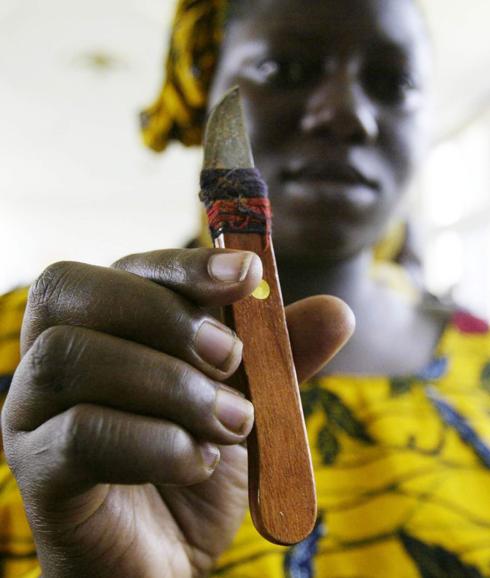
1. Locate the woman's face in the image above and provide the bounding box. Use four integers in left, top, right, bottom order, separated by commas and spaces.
209, 0, 432, 261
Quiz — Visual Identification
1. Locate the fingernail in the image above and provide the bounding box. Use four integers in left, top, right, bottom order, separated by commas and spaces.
195, 321, 242, 371
208, 252, 254, 282
216, 388, 254, 435
200, 443, 220, 470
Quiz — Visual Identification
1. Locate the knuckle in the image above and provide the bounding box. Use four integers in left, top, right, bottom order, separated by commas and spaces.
56, 404, 91, 462
1, 395, 30, 478
1, 437, 27, 484
28, 261, 77, 310
2, 444, 20, 478
168, 426, 192, 460
27, 326, 73, 386
166, 428, 209, 485
110, 253, 134, 271
161, 357, 196, 398
151, 256, 185, 285
148, 357, 217, 425
180, 370, 217, 422
0, 378, 18, 436
179, 248, 203, 279
1, 410, 19, 470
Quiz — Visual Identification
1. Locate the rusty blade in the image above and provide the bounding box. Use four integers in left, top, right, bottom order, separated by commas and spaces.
203, 86, 254, 170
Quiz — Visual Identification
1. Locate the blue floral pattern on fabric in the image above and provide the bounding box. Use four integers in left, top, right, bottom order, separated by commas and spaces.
427, 386, 490, 468
284, 515, 325, 578
417, 356, 449, 381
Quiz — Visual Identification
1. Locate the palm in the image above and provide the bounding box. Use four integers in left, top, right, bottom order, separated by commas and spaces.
72, 445, 248, 578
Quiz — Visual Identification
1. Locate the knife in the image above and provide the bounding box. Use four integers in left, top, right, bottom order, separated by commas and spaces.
199, 86, 317, 546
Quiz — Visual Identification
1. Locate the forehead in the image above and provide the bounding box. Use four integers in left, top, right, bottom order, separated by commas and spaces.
228, 0, 429, 58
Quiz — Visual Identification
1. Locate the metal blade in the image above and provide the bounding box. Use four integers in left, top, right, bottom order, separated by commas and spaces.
203, 86, 255, 169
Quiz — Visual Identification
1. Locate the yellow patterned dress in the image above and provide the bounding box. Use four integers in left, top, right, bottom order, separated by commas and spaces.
1, 288, 490, 578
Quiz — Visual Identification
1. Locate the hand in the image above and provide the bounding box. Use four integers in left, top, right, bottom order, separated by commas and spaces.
2, 249, 354, 578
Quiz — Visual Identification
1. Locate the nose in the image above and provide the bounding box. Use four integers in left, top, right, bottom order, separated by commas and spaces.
301, 65, 379, 145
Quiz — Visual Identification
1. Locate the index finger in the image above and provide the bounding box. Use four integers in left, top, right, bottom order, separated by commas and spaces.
22, 250, 261, 379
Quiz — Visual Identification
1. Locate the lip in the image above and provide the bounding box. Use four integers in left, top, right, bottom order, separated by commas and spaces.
282, 182, 378, 219
282, 160, 379, 191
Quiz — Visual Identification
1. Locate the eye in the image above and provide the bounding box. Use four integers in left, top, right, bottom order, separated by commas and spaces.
254, 57, 318, 89
365, 67, 419, 106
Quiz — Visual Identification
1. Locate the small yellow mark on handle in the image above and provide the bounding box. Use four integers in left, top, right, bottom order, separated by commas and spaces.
252, 279, 270, 300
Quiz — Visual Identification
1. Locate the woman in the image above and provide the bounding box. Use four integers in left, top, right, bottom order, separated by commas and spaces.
1, 0, 490, 576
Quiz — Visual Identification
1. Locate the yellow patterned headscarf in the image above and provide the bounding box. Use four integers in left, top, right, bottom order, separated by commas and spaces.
140, 0, 227, 151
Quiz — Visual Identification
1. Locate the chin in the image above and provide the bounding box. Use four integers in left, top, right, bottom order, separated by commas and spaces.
273, 226, 368, 264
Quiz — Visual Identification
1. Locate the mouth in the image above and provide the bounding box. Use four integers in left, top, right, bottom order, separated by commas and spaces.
282, 161, 379, 191
278, 160, 381, 218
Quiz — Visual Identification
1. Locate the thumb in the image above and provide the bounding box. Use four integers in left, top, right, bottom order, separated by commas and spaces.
285, 295, 355, 383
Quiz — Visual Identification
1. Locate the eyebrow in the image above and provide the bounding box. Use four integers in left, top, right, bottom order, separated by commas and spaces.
232, 14, 425, 69
246, 20, 417, 49
240, 34, 417, 68
248, 24, 325, 45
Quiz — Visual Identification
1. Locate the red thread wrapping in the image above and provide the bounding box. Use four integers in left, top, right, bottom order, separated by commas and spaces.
200, 168, 272, 241
206, 197, 272, 238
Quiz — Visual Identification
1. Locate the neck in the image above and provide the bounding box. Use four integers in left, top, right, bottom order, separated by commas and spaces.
277, 250, 373, 309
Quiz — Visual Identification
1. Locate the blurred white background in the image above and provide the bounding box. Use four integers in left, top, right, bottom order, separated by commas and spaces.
1, 0, 489, 316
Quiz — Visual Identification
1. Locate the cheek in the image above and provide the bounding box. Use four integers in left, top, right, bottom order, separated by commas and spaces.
379, 111, 429, 189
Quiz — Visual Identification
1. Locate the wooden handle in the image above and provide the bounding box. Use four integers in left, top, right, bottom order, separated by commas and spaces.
217, 233, 317, 545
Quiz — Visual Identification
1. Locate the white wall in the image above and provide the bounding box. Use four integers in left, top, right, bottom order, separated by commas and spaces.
0, 0, 202, 291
